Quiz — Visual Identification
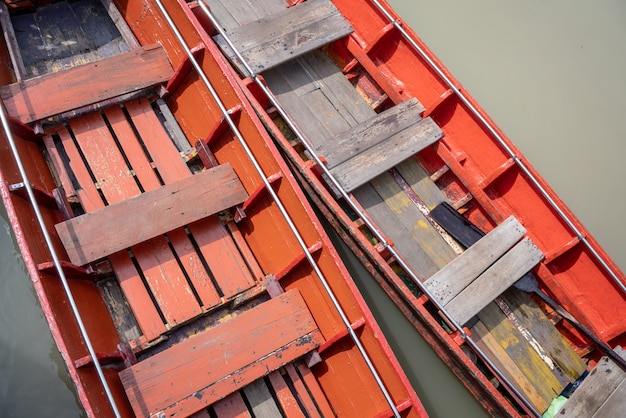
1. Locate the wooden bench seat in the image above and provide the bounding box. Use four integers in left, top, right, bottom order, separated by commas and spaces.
0, 44, 172, 124
556, 347, 625, 417
119, 289, 323, 417
424, 216, 544, 325
44, 98, 258, 342
314, 98, 443, 192
55, 163, 248, 266
215, 0, 353, 75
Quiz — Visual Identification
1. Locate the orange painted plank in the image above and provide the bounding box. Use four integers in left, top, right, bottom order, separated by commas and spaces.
43, 135, 76, 198
267, 370, 306, 418
103, 106, 162, 192
108, 252, 166, 341
284, 363, 324, 418
69, 113, 139, 205
125, 98, 257, 297
295, 363, 335, 417
57, 127, 103, 212
104, 106, 221, 308
0, 44, 173, 123
124, 98, 191, 182
53, 125, 166, 339
55, 164, 248, 265
119, 290, 323, 418
131, 236, 202, 326
212, 392, 251, 418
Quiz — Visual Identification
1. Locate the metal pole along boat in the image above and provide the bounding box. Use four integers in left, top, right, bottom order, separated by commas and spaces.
190, 0, 626, 416
0, 0, 426, 416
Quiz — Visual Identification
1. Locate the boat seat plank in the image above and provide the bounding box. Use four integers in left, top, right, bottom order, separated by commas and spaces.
315, 98, 425, 168
0, 44, 172, 124
424, 216, 544, 325
125, 99, 257, 297
328, 114, 443, 192
119, 290, 324, 418
556, 347, 626, 417
55, 163, 248, 266
424, 216, 527, 305
216, 0, 353, 75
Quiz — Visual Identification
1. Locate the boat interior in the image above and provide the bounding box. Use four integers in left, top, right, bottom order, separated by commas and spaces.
1, 0, 624, 416
0, 0, 424, 416
187, 0, 626, 416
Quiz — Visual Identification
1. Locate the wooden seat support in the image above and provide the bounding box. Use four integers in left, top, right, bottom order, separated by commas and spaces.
0, 44, 173, 124
216, 0, 353, 75
55, 163, 248, 266
314, 98, 443, 192
119, 289, 324, 417
424, 216, 544, 325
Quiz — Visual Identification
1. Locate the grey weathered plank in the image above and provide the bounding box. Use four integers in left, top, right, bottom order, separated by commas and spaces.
368, 172, 456, 271
424, 216, 526, 305
316, 98, 424, 168
446, 237, 544, 325
218, 0, 353, 75
594, 378, 626, 417
556, 347, 626, 417
55, 164, 247, 266
0, 2, 27, 80
242, 379, 283, 418
395, 159, 448, 209
330, 117, 443, 192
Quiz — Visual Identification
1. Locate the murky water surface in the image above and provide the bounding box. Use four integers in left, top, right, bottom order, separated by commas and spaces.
2, 1, 625, 416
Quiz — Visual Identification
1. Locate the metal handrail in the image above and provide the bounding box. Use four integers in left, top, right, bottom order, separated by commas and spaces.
155, 1, 402, 416
196, 0, 541, 415
369, 0, 626, 296
0, 110, 122, 416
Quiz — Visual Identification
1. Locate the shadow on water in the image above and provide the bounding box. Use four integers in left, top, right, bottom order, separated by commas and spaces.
0, 205, 85, 417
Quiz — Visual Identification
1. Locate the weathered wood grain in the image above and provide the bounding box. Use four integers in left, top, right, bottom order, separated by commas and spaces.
557, 347, 626, 417
446, 237, 544, 325
424, 216, 526, 305
0, 44, 172, 123
217, 0, 353, 75
55, 164, 247, 266
119, 290, 323, 418
315, 98, 424, 168
330, 117, 443, 192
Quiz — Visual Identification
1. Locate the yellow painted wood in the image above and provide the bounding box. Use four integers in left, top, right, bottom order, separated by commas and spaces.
478, 302, 564, 411
472, 321, 547, 410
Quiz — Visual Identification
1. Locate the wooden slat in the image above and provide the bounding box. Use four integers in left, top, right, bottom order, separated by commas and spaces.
217, 0, 353, 75
55, 164, 248, 266
424, 216, 526, 305
267, 370, 306, 418
0, 44, 172, 123
119, 290, 323, 418
315, 98, 424, 168
556, 348, 626, 417
446, 237, 544, 325
125, 99, 257, 297
242, 379, 282, 418
212, 392, 252, 418
330, 116, 443, 192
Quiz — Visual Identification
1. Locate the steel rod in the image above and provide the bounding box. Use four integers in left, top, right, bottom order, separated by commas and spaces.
197, 1, 541, 415
0, 108, 122, 417
157, 1, 402, 416
370, 0, 626, 296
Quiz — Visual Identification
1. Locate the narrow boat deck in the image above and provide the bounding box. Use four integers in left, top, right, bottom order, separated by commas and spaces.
199, 0, 595, 414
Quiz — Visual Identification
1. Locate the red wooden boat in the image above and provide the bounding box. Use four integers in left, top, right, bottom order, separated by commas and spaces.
187, 0, 626, 416
0, 0, 425, 416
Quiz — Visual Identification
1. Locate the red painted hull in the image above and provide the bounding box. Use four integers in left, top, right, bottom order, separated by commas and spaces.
0, 0, 425, 416
215, 0, 626, 416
